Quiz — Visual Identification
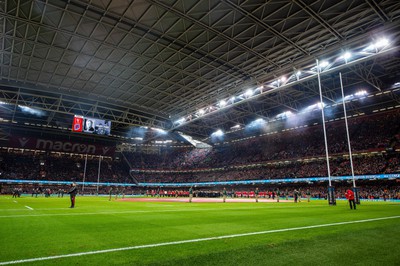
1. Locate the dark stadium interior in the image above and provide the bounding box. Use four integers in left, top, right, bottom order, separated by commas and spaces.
0, 0, 400, 199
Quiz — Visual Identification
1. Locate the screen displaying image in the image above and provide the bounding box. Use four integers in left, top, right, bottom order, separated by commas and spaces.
73, 115, 111, 136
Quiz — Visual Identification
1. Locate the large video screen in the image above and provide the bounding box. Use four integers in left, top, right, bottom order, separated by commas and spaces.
72, 115, 111, 136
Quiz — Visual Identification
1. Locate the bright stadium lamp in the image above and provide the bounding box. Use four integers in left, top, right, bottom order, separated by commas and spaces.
319, 61, 329, 68
219, 100, 227, 107
212, 129, 224, 137
354, 90, 367, 97
316, 102, 325, 109
230, 124, 241, 130
245, 89, 253, 98
343, 52, 352, 61
175, 118, 185, 124
374, 38, 389, 48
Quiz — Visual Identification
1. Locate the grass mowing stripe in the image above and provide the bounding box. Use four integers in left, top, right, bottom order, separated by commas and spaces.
0, 205, 303, 218
0, 215, 398, 265
24, 206, 33, 210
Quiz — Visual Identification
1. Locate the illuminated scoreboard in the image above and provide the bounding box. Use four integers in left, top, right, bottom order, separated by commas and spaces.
72, 115, 111, 136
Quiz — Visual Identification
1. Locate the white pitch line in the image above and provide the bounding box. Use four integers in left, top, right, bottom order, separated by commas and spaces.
24, 206, 33, 211
0, 215, 399, 265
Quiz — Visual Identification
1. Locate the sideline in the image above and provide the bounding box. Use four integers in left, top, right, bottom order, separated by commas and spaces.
0, 215, 399, 265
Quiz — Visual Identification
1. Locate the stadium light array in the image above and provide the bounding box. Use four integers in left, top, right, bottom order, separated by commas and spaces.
245, 89, 253, 98
364, 38, 390, 52
354, 90, 367, 96
219, 100, 227, 107
152, 127, 167, 134
319, 61, 329, 68
211, 129, 224, 137
316, 102, 325, 109
341, 90, 369, 102
175, 118, 185, 125
276, 111, 293, 119
174, 36, 393, 129
374, 38, 389, 48
341, 52, 352, 62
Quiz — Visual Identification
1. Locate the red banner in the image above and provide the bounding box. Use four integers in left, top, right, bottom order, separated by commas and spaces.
72, 116, 83, 132
9, 136, 115, 156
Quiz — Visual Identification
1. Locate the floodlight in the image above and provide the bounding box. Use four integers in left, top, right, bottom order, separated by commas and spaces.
276, 111, 293, 119
316, 102, 325, 109
175, 118, 185, 124
319, 61, 329, 68
198, 109, 205, 115
354, 90, 367, 96
245, 89, 253, 97
343, 52, 351, 60
296, 71, 301, 77
284, 111, 293, 117
212, 129, 224, 137
374, 38, 389, 48
152, 127, 167, 134
219, 100, 227, 107
280, 76, 287, 82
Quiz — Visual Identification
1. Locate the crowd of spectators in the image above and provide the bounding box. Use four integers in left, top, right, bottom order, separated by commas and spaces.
0, 151, 130, 183
125, 110, 400, 170
0, 109, 399, 185
131, 153, 399, 183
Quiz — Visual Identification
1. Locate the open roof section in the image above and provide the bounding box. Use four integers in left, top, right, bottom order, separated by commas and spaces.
0, 0, 399, 141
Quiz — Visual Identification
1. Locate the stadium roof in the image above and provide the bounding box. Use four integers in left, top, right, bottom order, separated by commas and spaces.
1, 0, 400, 143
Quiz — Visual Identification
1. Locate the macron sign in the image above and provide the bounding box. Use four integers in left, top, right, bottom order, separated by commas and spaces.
9, 136, 115, 156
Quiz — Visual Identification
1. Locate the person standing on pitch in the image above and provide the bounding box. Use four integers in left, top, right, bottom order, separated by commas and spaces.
115, 187, 119, 200
306, 189, 311, 202
222, 187, 227, 203
189, 186, 193, 203
276, 188, 280, 202
108, 187, 113, 201
345, 188, 356, 210
298, 189, 302, 202
294, 189, 299, 203
68, 183, 77, 208
121, 187, 125, 199
255, 187, 259, 203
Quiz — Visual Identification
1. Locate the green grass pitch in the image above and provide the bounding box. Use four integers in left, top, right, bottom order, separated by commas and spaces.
0, 196, 399, 265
